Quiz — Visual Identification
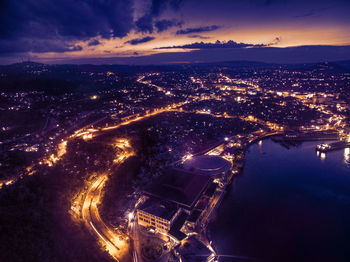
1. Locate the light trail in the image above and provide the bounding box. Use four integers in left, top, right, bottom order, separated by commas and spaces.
80, 140, 134, 261
89, 221, 115, 252
82, 174, 124, 261
70, 101, 187, 141
136, 74, 172, 96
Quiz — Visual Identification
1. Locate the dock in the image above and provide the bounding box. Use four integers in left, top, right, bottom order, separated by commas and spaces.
316, 141, 350, 152
273, 131, 339, 142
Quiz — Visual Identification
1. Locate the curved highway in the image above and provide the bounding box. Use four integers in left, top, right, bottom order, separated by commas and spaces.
82, 174, 129, 261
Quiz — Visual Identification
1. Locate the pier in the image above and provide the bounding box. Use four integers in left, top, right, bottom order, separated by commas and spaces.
316, 141, 350, 152
273, 131, 339, 142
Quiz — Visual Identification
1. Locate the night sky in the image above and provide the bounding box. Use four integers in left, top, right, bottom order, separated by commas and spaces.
1, 0, 350, 64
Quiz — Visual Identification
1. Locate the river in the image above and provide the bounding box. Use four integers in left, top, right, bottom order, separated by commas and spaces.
209, 139, 350, 262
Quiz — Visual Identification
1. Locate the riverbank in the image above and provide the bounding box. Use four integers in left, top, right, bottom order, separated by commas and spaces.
208, 138, 350, 262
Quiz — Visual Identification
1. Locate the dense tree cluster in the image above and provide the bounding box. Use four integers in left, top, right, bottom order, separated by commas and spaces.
99, 156, 141, 229
63, 138, 116, 176
0, 164, 111, 262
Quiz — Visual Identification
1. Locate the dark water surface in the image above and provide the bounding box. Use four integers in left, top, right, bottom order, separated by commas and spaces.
210, 139, 350, 262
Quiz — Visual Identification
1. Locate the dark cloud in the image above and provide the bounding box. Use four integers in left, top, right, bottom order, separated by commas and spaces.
188, 35, 211, 40
176, 25, 221, 35
148, 0, 183, 17
135, 0, 184, 33
0, 0, 134, 53
266, 37, 282, 46
0, 39, 82, 54
135, 15, 154, 34
155, 19, 183, 32
156, 40, 265, 49
88, 40, 101, 47
125, 36, 155, 45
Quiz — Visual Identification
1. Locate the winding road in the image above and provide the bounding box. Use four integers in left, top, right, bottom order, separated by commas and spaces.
82, 174, 129, 261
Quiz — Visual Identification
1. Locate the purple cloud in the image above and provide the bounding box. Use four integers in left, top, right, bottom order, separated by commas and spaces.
88, 40, 101, 47
176, 25, 221, 35
155, 19, 183, 32
156, 40, 265, 49
0, 0, 134, 53
125, 36, 155, 45
135, 0, 184, 33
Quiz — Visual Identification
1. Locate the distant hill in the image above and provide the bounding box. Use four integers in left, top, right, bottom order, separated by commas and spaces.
306, 61, 350, 74
1, 60, 350, 78
0, 61, 47, 73
335, 60, 350, 71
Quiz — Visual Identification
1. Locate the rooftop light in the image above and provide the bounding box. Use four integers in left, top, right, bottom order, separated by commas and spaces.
90, 95, 98, 100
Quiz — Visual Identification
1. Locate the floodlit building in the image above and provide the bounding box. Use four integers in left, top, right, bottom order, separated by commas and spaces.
135, 165, 230, 240
137, 198, 179, 233
136, 168, 212, 239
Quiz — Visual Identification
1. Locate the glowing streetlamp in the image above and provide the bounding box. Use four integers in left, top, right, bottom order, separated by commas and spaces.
184, 154, 193, 160
90, 95, 98, 100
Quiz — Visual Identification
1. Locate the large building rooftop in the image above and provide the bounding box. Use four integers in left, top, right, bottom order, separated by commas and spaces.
183, 155, 232, 176
138, 198, 177, 221
144, 168, 211, 209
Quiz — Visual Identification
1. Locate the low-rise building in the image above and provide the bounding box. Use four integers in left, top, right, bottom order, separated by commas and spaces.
135, 167, 225, 240
137, 198, 179, 233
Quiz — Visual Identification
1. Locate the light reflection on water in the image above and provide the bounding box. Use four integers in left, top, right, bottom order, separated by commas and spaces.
316, 146, 350, 165
344, 147, 350, 165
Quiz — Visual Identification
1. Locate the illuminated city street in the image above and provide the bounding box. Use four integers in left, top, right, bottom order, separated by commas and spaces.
1, 2, 350, 260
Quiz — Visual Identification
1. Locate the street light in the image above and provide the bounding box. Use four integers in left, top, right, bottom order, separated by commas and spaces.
184, 154, 193, 160
90, 95, 98, 100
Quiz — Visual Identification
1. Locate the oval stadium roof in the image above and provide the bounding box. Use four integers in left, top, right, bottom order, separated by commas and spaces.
183, 155, 232, 176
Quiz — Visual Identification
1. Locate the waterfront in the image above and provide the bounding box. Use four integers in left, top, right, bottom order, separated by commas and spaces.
210, 139, 350, 262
